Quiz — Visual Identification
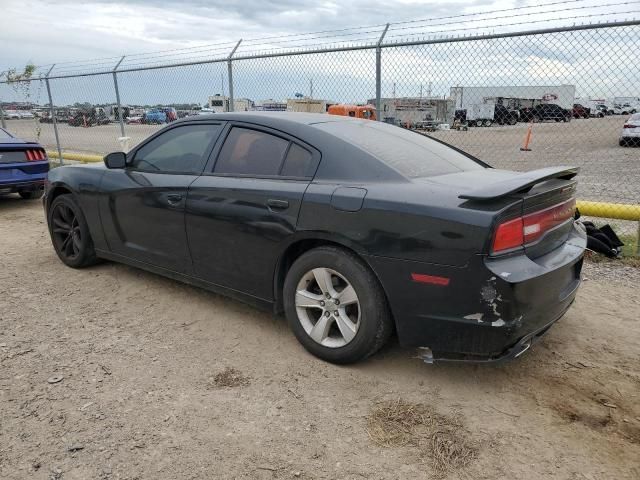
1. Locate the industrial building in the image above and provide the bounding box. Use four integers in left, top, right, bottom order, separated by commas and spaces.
207, 95, 254, 113
286, 97, 329, 113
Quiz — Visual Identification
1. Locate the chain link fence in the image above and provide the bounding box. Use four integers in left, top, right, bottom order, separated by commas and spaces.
1, 20, 639, 248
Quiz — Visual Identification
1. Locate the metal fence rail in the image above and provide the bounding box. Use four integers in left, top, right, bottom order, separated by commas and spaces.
1, 20, 639, 245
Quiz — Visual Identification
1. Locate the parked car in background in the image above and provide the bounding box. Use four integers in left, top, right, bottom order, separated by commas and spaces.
453, 105, 518, 126
591, 105, 607, 118
18, 111, 35, 119
619, 113, 640, 146
69, 109, 110, 127
521, 104, 571, 123
126, 115, 144, 124
0, 127, 49, 199
3, 110, 21, 120
493, 104, 519, 125
39, 109, 72, 124
614, 103, 637, 115
572, 104, 591, 119
44, 112, 586, 364
144, 109, 167, 124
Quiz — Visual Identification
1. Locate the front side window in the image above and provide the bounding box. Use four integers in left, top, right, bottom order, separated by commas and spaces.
131, 124, 221, 173
214, 127, 289, 176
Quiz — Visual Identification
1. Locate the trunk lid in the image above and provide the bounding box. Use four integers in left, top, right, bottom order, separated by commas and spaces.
427, 167, 578, 258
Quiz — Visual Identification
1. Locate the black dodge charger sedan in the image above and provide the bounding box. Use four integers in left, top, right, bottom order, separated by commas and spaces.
44, 112, 586, 364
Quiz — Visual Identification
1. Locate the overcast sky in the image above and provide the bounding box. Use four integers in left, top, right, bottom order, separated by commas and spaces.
1, 0, 637, 105
1, 0, 633, 70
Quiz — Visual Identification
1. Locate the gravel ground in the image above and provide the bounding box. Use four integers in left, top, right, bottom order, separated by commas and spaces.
1, 198, 639, 480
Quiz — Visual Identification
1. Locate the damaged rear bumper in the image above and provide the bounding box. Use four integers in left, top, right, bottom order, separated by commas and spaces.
366, 222, 586, 363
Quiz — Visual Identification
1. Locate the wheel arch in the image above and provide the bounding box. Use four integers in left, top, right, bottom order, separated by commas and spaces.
272, 233, 391, 322
46, 182, 75, 211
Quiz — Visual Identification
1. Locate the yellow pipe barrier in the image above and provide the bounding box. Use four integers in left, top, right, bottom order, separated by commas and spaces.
576, 200, 640, 222
46, 150, 103, 163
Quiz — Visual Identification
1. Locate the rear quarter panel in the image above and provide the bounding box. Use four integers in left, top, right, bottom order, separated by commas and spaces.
297, 181, 497, 267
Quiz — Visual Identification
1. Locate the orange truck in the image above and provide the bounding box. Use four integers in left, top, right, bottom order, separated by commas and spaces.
327, 104, 377, 120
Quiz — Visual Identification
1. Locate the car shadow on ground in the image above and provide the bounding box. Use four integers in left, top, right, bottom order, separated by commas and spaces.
0, 194, 42, 212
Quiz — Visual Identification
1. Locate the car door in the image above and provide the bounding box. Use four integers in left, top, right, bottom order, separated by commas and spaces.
99, 122, 224, 274
186, 123, 320, 300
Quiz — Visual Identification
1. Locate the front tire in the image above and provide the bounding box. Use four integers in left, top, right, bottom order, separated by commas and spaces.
283, 246, 393, 364
48, 194, 98, 268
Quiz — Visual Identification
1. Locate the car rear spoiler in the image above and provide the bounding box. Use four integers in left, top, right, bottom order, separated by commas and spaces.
459, 166, 579, 201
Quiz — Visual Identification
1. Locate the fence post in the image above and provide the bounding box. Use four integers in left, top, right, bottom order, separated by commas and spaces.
376, 24, 390, 121
0, 102, 6, 129
227, 39, 242, 112
45, 65, 63, 165
112, 56, 126, 141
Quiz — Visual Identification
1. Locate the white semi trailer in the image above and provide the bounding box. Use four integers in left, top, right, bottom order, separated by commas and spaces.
450, 85, 576, 110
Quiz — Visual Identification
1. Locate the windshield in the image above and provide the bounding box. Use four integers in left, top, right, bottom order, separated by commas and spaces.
316, 120, 485, 178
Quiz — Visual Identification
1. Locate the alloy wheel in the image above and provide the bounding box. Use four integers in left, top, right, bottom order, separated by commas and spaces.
51, 203, 82, 260
295, 267, 361, 348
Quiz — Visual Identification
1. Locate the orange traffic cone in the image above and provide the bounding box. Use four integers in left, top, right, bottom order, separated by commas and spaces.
520, 123, 533, 151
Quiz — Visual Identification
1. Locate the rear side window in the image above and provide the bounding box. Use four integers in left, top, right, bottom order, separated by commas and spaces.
281, 143, 315, 177
0, 129, 12, 139
132, 124, 221, 173
317, 121, 484, 178
214, 127, 289, 176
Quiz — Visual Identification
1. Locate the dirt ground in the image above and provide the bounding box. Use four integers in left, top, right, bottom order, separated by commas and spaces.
1, 199, 639, 480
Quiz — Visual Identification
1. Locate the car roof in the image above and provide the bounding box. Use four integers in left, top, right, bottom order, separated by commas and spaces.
176, 111, 351, 127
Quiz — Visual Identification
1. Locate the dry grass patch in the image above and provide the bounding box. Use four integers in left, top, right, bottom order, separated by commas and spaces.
210, 367, 250, 388
366, 399, 477, 477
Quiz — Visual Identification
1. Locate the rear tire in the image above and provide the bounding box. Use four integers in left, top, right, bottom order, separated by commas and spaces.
48, 194, 98, 268
283, 246, 393, 364
19, 188, 44, 200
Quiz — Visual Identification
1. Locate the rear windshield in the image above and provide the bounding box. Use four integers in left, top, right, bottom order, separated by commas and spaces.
630, 113, 640, 121
0, 129, 12, 139
316, 120, 485, 178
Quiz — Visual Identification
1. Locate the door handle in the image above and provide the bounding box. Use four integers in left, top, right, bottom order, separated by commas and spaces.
167, 193, 183, 206
267, 199, 289, 210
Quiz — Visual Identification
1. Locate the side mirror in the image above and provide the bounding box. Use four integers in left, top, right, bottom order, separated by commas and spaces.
104, 151, 126, 169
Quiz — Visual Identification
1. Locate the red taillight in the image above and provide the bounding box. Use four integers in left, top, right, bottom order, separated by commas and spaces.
24, 149, 46, 161
492, 217, 524, 253
492, 198, 576, 254
623, 124, 633, 129
522, 198, 576, 244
